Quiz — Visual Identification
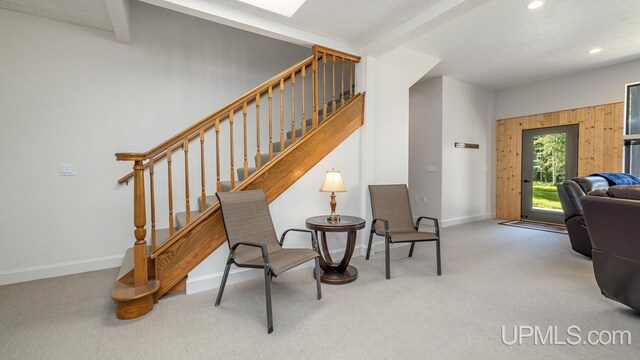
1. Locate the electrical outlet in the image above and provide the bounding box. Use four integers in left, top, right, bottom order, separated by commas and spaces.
426, 165, 437, 173
59, 163, 76, 176
421, 196, 427, 204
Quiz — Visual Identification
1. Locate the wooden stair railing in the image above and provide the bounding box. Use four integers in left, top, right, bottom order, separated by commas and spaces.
113, 45, 361, 319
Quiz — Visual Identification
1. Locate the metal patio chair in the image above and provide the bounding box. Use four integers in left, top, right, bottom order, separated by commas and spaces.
215, 189, 322, 334
366, 184, 442, 279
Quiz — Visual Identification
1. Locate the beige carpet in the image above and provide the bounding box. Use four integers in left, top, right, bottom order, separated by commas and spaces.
1, 220, 639, 359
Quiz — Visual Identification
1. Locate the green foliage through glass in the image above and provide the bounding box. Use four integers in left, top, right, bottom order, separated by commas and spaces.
531, 133, 565, 211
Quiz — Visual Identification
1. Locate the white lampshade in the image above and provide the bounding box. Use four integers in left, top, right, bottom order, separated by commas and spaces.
319, 169, 346, 192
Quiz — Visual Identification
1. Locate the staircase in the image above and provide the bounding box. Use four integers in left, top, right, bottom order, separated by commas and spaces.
112, 45, 364, 319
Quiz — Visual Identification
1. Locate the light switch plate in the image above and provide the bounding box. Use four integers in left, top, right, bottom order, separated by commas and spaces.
59, 163, 76, 176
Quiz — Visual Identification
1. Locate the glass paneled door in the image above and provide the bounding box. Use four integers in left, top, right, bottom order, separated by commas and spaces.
521, 125, 579, 224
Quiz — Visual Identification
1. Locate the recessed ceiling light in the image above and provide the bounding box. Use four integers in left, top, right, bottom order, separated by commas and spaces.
237, 0, 306, 17
588, 48, 603, 54
527, 1, 545, 10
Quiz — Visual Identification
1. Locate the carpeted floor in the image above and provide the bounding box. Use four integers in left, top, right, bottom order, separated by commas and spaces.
1, 220, 639, 359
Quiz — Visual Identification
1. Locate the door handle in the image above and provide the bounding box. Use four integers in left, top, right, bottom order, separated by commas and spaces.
523, 179, 530, 183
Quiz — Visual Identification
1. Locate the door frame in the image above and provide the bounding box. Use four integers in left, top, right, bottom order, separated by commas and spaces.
521, 124, 579, 224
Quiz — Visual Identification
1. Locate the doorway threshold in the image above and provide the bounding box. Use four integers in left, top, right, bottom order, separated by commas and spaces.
499, 220, 567, 234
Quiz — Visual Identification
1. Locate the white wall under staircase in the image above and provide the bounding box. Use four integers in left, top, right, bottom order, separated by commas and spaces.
0, 2, 310, 284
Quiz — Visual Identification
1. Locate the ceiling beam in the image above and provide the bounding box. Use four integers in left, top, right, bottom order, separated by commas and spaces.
105, 0, 132, 44
364, 0, 491, 56
138, 0, 360, 54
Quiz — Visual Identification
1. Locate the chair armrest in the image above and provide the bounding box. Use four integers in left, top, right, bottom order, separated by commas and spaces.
415, 216, 440, 236
371, 218, 390, 237
231, 241, 269, 264
280, 229, 319, 251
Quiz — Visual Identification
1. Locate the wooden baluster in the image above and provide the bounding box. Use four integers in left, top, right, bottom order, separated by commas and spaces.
229, 111, 235, 189
149, 158, 156, 251
199, 128, 206, 211
183, 139, 190, 224
215, 117, 221, 192
291, 71, 296, 142
243, 102, 249, 180
322, 52, 327, 119
215, 117, 222, 191
256, 94, 261, 169
332, 54, 336, 111
280, 79, 285, 152
167, 149, 174, 235
341, 57, 345, 106
132, 160, 148, 287
268, 86, 274, 161
350, 60, 354, 96
312, 47, 319, 129
301, 65, 306, 136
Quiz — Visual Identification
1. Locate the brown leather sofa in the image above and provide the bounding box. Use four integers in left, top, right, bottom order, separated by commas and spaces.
582, 186, 640, 312
557, 176, 609, 257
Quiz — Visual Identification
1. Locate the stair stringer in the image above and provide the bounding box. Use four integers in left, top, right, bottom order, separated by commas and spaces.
153, 93, 365, 297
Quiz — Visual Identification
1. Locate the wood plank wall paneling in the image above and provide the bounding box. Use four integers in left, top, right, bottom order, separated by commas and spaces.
496, 102, 624, 220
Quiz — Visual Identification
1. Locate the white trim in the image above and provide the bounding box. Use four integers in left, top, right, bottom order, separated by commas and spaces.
139, 0, 359, 54
0, 255, 124, 286
364, 0, 490, 56
105, 0, 131, 44
187, 267, 262, 295
440, 212, 493, 227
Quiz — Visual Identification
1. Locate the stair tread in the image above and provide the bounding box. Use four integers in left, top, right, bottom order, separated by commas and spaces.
286, 115, 329, 140
112, 279, 160, 301
237, 166, 258, 182
198, 195, 220, 212
175, 211, 202, 230
256, 152, 281, 165
272, 139, 292, 153
153, 228, 175, 249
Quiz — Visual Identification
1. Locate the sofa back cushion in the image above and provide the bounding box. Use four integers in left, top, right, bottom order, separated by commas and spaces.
607, 185, 640, 200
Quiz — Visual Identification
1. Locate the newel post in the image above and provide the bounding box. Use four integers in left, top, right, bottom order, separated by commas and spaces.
132, 160, 148, 287
311, 45, 319, 129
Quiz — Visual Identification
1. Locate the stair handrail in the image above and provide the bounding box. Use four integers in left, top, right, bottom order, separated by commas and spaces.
116, 46, 360, 183
116, 54, 314, 182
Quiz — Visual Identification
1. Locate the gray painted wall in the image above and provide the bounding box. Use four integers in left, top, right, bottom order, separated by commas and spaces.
497, 58, 640, 119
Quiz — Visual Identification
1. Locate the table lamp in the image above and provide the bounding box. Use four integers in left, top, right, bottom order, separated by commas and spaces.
320, 168, 346, 223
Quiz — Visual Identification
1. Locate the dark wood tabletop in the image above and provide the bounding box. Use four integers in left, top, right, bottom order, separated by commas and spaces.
305, 215, 366, 232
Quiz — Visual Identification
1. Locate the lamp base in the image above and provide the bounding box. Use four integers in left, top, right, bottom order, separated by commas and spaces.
327, 214, 341, 224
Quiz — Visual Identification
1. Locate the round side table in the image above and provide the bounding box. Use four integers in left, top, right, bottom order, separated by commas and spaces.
305, 215, 366, 284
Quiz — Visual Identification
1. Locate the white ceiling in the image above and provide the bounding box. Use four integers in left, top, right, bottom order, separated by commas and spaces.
408, 0, 640, 89
2, 0, 640, 90
207, 0, 446, 47
0, 0, 113, 31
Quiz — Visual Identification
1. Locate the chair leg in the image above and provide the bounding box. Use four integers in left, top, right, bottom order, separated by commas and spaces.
264, 267, 274, 334
366, 231, 374, 260
385, 238, 391, 280
436, 239, 442, 276
314, 257, 322, 300
215, 259, 232, 306
408, 242, 415, 257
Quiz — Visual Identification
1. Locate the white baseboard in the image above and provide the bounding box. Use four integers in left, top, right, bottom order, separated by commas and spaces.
187, 267, 264, 295
440, 212, 494, 227
0, 255, 124, 286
